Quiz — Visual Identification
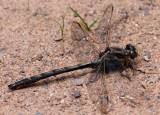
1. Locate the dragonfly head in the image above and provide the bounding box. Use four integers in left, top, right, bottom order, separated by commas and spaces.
125, 44, 137, 59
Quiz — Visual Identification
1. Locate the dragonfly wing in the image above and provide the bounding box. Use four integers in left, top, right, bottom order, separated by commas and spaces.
86, 52, 146, 114
71, 21, 99, 63
94, 4, 114, 50
86, 71, 110, 114
104, 54, 147, 113
106, 70, 146, 113
108, 7, 129, 45
94, 4, 129, 50
86, 58, 113, 114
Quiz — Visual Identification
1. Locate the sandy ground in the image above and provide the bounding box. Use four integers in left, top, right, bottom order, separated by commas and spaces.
0, 0, 160, 115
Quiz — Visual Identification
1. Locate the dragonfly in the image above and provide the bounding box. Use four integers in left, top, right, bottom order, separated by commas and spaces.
8, 4, 143, 114
70, 4, 139, 113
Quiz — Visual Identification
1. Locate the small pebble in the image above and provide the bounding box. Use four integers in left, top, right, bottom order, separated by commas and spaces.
145, 96, 151, 100
144, 56, 149, 62
73, 91, 81, 98
119, 8, 128, 16
19, 69, 25, 74
72, 78, 85, 86
37, 54, 43, 61
32, 54, 43, 61
36, 112, 42, 115
32, 7, 47, 17
152, 42, 158, 47
79, 110, 85, 115
126, 95, 134, 100
139, 6, 150, 16
32, 8, 42, 16
54, 37, 63, 41
0, 47, 5, 52
88, 10, 94, 16
17, 113, 23, 115
61, 99, 65, 104
81, 101, 87, 105
144, 51, 151, 62
32, 11, 38, 16
75, 108, 81, 112
119, 96, 125, 101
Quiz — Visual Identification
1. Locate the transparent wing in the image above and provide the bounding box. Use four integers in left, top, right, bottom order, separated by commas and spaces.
86, 53, 147, 114
105, 71, 147, 114
86, 56, 112, 114
108, 7, 129, 45
105, 54, 147, 112
94, 4, 129, 50
87, 74, 146, 114
94, 4, 114, 50
71, 21, 99, 63
86, 70, 110, 114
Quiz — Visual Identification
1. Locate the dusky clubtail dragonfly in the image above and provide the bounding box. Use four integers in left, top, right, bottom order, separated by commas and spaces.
8, 4, 145, 114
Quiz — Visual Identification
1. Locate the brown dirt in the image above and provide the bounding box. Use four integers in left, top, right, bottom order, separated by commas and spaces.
0, 0, 160, 115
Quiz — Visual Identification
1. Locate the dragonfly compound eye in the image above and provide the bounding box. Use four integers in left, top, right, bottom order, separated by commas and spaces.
130, 50, 137, 59
126, 44, 137, 59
